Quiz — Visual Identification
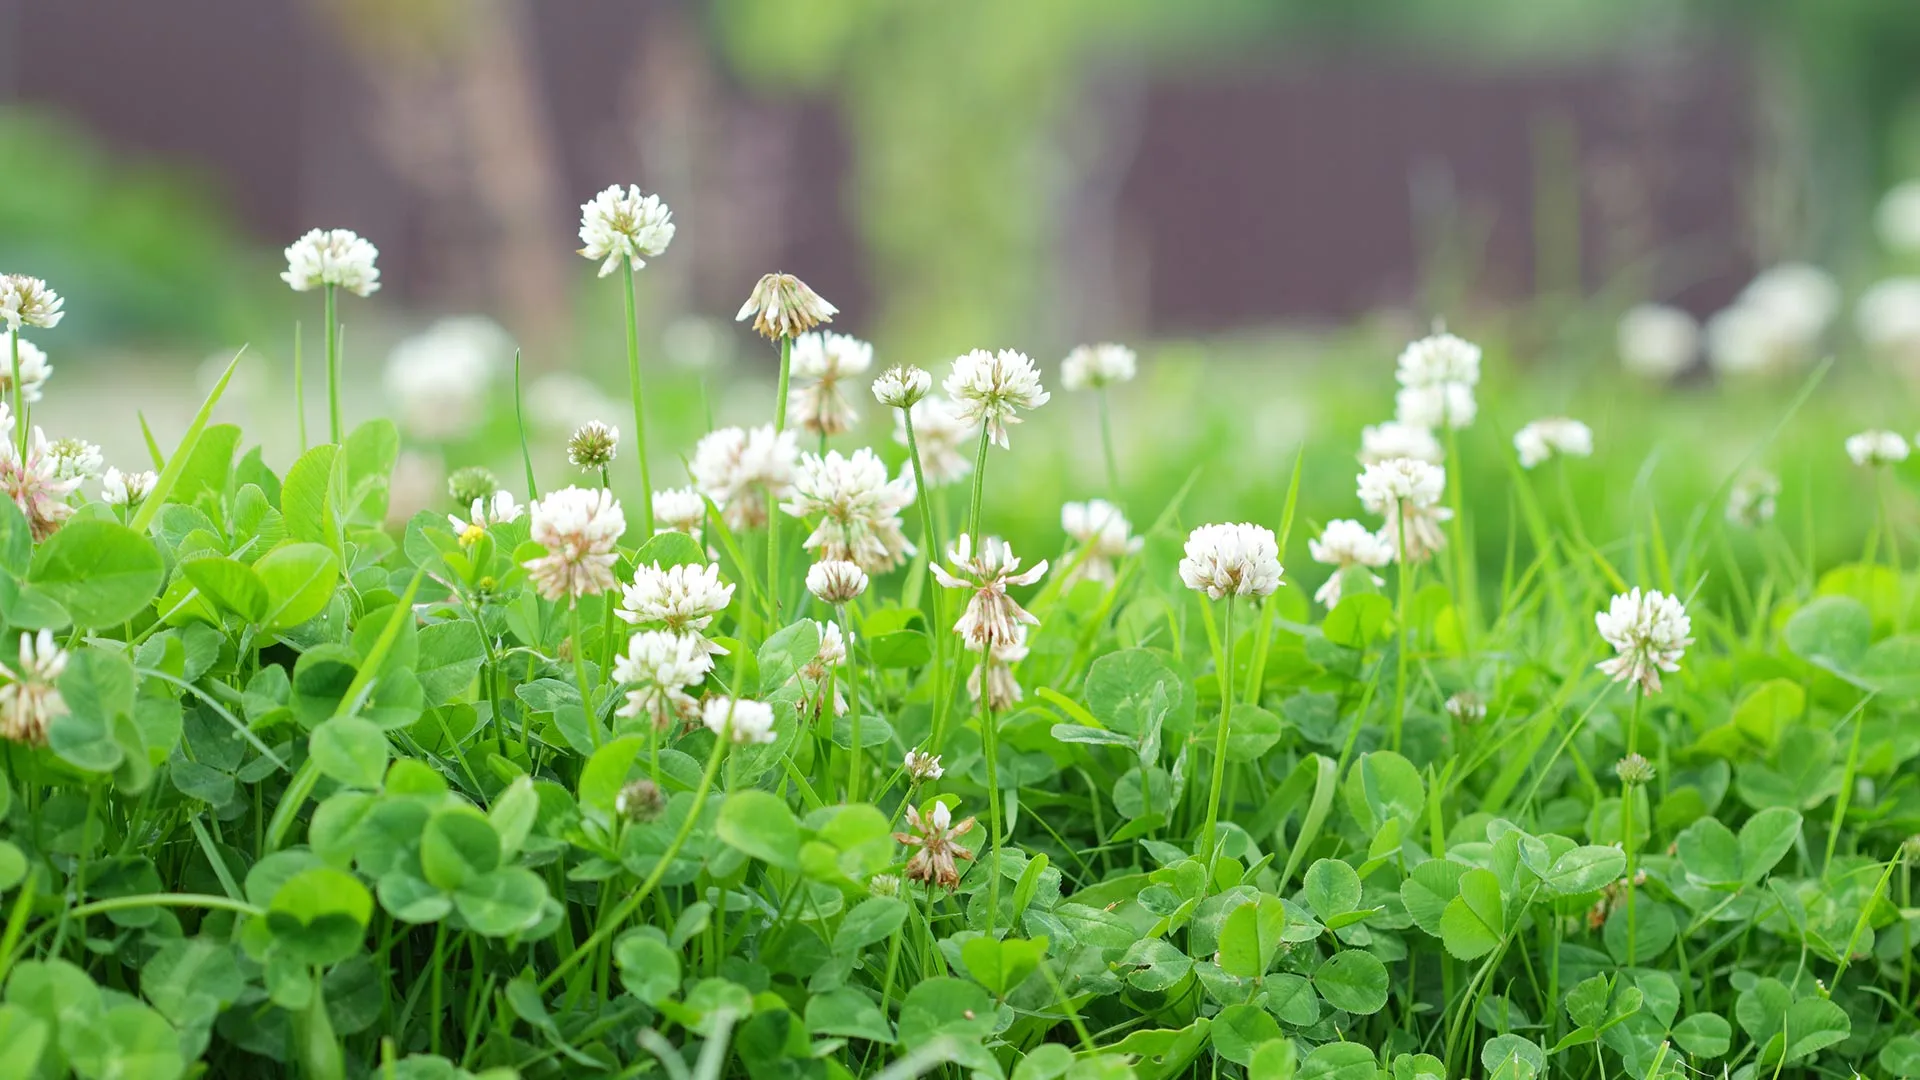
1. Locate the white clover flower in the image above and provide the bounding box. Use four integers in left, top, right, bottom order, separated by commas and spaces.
1061, 343, 1137, 392
894, 395, 977, 487
1308, 519, 1393, 608
567, 421, 620, 470
703, 696, 777, 745
781, 448, 917, 574
612, 629, 711, 732
577, 184, 675, 277
965, 624, 1028, 712
617, 562, 734, 657
1857, 278, 1920, 367
1846, 430, 1909, 467
1395, 331, 1481, 389
1445, 691, 1486, 725
523, 486, 626, 600
807, 559, 869, 604
281, 228, 380, 296
0, 630, 67, 745
1743, 263, 1840, 337
1514, 417, 1594, 469
1060, 499, 1142, 587
45, 437, 103, 483
0, 276, 64, 331
1358, 457, 1452, 564
1617, 303, 1700, 381
1595, 588, 1692, 695
1726, 470, 1779, 528
1178, 522, 1282, 601
0, 333, 52, 403
788, 331, 874, 437
1708, 264, 1838, 377
1359, 421, 1443, 465
690, 424, 798, 531
652, 487, 706, 539
1878, 181, 1920, 253
903, 749, 944, 783
0, 422, 81, 542
872, 365, 932, 409
800, 619, 847, 683
447, 491, 523, 545
931, 534, 1048, 648
943, 348, 1049, 449
736, 273, 836, 341
101, 467, 158, 509
382, 317, 508, 442
1394, 382, 1476, 430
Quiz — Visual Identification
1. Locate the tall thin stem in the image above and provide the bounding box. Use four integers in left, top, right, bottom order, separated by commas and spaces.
1622, 688, 1643, 962
839, 604, 865, 803
620, 261, 655, 535
324, 283, 341, 444
1097, 389, 1121, 500
569, 598, 601, 750
1202, 597, 1236, 881
8, 333, 21, 457
966, 426, 992, 542
980, 689, 1002, 934
293, 320, 307, 452
767, 336, 793, 620
1879, 468, 1904, 630
1392, 505, 1411, 752
902, 410, 948, 753
1442, 423, 1470, 647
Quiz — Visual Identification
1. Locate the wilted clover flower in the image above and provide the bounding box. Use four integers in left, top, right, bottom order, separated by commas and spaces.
1726, 470, 1779, 528
523, 486, 626, 600
577, 184, 675, 277
690, 424, 798, 531
1060, 343, 1137, 391
944, 348, 1049, 449
0, 422, 82, 541
1179, 522, 1282, 601
0, 333, 51, 403
1308, 519, 1392, 607
1514, 418, 1594, 469
1358, 458, 1451, 564
1359, 421, 1442, 466
281, 228, 380, 296
894, 395, 976, 487
1618, 304, 1700, 381
782, 448, 917, 574
872, 365, 931, 409
966, 626, 1028, 712
1846, 430, 1909, 467
736, 273, 836, 341
615, 778, 666, 822
1614, 753, 1656, 786
0, 630, 68, 745
617, 562, 735, 657
652, 487, 706, 540
101, 467, 157, 509
1060, 499, 1142, 587
931, 534, 1048, 649
807, 559, 869, 605
448, 466, 499, 508
1595, 588, 1692, 695
568, 421, 620, 471
612, 629, 712, 732
0, 275, 65, 331
788, 331, 873, 436
894, 800, 977, 890
703, 696, 777, 745
903, 749, 944, 784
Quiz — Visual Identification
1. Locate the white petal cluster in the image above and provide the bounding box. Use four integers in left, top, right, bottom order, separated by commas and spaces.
872, 365, 932, 409
281, 228, 380, 296
1393, 331, 1479, 431
101, 467, 158, 509
944, 349, 1049, 449
0, 629, 67, 745
0, 420, 81, 542
1308, 519, 1393, 607
0, 276, 65, 331
1061, 343, 1137, 391
903, 749, 944, 782
1726, 470, 1779, 528
1513, 417, 1594, 469
1060, 499, 1142, 586
46, 438, 103, 483
1846, 430, 1909, 467
807, 559, 869, 604
612, 629, 711, 732
690, 424, 798, 531
1359, 421, 1443, 466
736, 273, 837, 341
0, 333, 52, 403
1595, 588, 1692, 695
447, 491, 523, 543
800, 619, 847, 684
703, 696, 777, 745
782, 448, 917, 573
932, 534, 1048, 648
894, 396, 977, 488
617, 562, 734, 657
1178, 522, 1282, 600
523, 486, 626, 600
1877, 180, 1920, 253
577, 184, 675, 277
788, 331, 874, 437
1617, 303, 1700, 381
1358, 457, 1452, 564
1857, 278, 1920, 369
1706, 263, 1838, 377
1394, 382, 1476, 430
383, 317, 508, 442
652, 487, 707, 540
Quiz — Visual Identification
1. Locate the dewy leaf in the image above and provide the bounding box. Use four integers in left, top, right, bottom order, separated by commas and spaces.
1439, 868, 1503, 959
27, 520, 164, 628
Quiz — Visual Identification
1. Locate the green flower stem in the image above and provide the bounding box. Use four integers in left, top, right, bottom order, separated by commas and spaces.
1201, 596, 1235, 881
569, 597, 601, 750
1097, 388, 1120, 500
325, 282, 341, 445
980, 689, 1002, 934
767, 335, 793, 619
1443, 421, 1471, 648
901, 409, 948, 752
8, 332, 21, 457
966, 425, 991, 541
1623, 687, 1643, 964
293, 321, 307, 452
839, 603, 865, 803
620, 260, 655, 536
1391, 507, 1412, 752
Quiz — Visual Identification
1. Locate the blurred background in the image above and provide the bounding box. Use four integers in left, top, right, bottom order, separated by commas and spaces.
4, 0, 1920, 566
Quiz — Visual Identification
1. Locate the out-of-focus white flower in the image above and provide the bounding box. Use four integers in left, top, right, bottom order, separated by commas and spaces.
1178, 522, 1282, 600
577, 184, 675, 277
1877, 180, 1920, 253
0, 629, 67, 745
1308, 519, 1393, 607
1358, 458, 1452, 564
1743, 263, 1840, 336
872, 365, 932, 409
788, 331, 873, 436
1394, 383, 1476, 430
1857, 278, 1920, 368
966, 624, 1028, 711
612, 629, 710, 732
652, 487, 706, 540
523, 486, 626, 600
662, 316, 728, 371
691, 424, 798, 532
1707, 264, 1838, 377
1359, 421, 1442, 465
1618, 303, 1699, 381
943, 349, 1049, 449
931, 534, 1048, 648
703, 696, 777, 745
567, 421, 619, 471
1395, 331, 1481, 389
1060, 499, 1142, 586
386, 450, 444, 531
807, 559, 869, 604
800, 619, 847, 682
894, 395, 977, 487
0, 333, 51, 403
383, 317, 509, 442
281, 229, 380, 296
1726, 470, 1779, 528
1595, 588, 1692, 694
1061, 343, 1137, 391
1846, 430, 1909, 467
447, 491, 523, 545
529, 372, 618, 434
1445, 691, 1486, 725
45, 437, 102, 483
617, 562, 734, 657
0, 276, 65, 331
1514, 418, 1594, 469
101, 467, 158, 509
0, 420, 80, 542
736, 273, 836, 341
782, 448, 916, 573
903, 749, 944, 783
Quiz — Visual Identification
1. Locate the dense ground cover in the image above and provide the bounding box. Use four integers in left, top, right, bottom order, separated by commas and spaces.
0, 198, 1913, 1080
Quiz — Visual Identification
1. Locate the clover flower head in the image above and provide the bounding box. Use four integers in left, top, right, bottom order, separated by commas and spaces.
1846, 430, 1909, 467
1061, 343, 1137, 391
523, 486, 625, 600
101, 467, 158, 509
1396, 330, 1481, 389
0, 423, 82, 541
1514, 417, 1594, 469
1308, 518, 1393, 607
789, 331, 874, 436
1394, 382, 1477, 430
943, 348, 1049, 449
612, 629, 712, 732
703, 696, 777, 745
1360, 421, 1442, 465
966, 624, 1029, 712
1618, 303, 1699, 381
0, 630, 67, 745
932, 534, 1048, 648
46, 437, 103, 482
736, 273, 836, 341
807, 559, 869, 604
0, 333, 52, 402
690, 424, 798, 531
578, 184, 675, 276
617, 561, 734, 658
383, 317, 507, 442
281, 228, 380, 295
652, 487, 707, 539
1726, 470, 1779, 528
0, 275, 65, 331
903, 749, 944, 783
893, 800, 977, 890
1060, 499, 1142, 586
567, 421, 619, 470
872, 365, 932, 409
448, 466, 499, 508
782, 448, 917, 574
1594, 588, 1692, 695
1178, 522, 1282, 601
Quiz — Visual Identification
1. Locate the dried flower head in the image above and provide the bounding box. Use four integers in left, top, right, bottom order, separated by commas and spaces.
0, 422, 82, 541
1618, 303, 1699, 381
782, 448, 917, 573
281, 228, 380, 296
448, 466, 499, 508
903, 749, 945, 784
736, 273, 837, 340
1445, 691, 1486, 725
894, 395, 977, 488
617, 562, 734, 658
1846, 430, 1909, 467
0, 333, 52, 402
966, 626, 1029, 712
807, 559, 869, 605
652, 487, 707, 540
0, 276, 65, 331
932, 534, 1048, 648
703, 696, 777, 745
1726, 470, 1780, 528
1595, 588, 1692, 695
1061, 343, 1137, 391
568, 421, 620, 471
1514, 418, 1594, 469
872, 365, 932, 409
1179, 522, 1282, 601
1060, 499, 1142, 587
1614, 753, 1656, 786
0, 630, 67, 745
101, 467, 158, 509
615, 778, 666, 822
788, 331, 874, 436
577, 184, 675, 276
1359, 421, 1442, 466
944, 349, 1049, 449
523, 486, 626, 600
1309, 519, 1393, 607
893, 800, 977, 890
690, 424, 798, 531
612, 629, 712, 732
